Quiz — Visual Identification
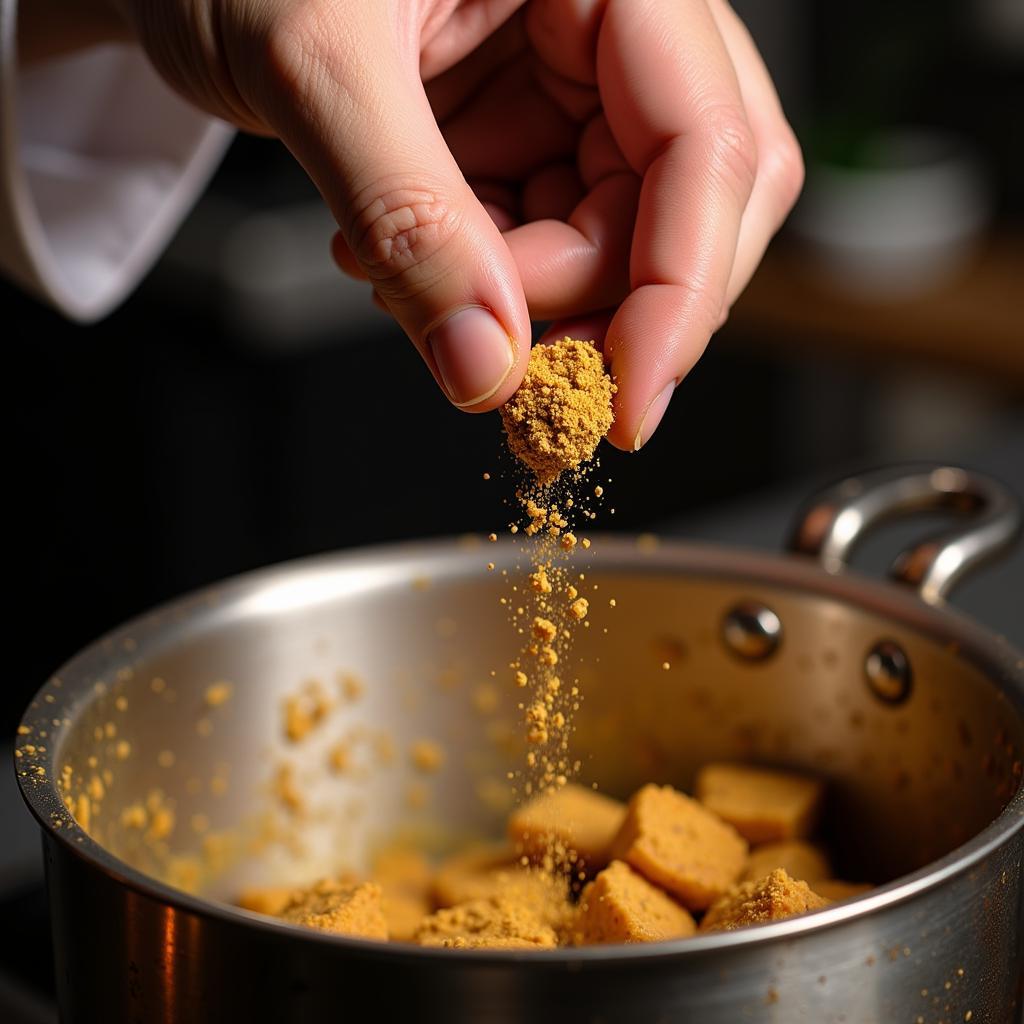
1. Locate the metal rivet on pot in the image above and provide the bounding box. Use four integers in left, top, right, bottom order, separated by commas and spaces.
722, 602, 782, 661
864, 640, 913, 705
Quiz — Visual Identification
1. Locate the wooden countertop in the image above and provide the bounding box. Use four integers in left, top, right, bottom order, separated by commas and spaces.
727, 233, 1024, 380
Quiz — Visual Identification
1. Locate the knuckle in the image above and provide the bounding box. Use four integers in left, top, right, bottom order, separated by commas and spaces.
348, 185, 462, 297
699, 106, 758, 203
262, 3, 331, 95
764, 128, 805, 217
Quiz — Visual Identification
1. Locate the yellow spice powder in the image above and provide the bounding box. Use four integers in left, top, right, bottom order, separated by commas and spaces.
500, 338, 615, 485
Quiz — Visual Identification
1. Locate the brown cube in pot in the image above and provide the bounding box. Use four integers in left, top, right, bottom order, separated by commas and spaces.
570, 860, 696, 945
508, 783, 626, 872
609, 784, 748, 911
700, 868, 830, 932
279, 878, 389, 940
741, 840, 831, 884
414, 895, 558, 949
695, 762, 825, 844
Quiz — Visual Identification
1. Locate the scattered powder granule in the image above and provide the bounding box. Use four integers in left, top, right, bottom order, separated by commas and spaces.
338, 673, 365, 702
121, 803, 147, 829
526, 701, 549, 744
699, 869, 831, 932
274, 763, 305, 815
410, 739, 445, 774
204, 681, 233, 707
472, 682, 500, 715
569, 598, 589, 621
74, 794, 91, 833
529, 567, 553, 593
695, 762, 825, 844
570, 860, 696, 945
500, 338, 616, 485
146, 805, 175, 843
538, 646, 558, 666
328, 740, 353, 774
283, 680, 333, 742
532, 617, 558, 643
279, 878, 389, 940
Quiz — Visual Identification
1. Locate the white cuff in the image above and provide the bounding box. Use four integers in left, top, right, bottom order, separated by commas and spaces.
0, 6, 233, 321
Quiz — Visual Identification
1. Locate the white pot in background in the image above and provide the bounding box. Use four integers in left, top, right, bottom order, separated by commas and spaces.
789, 128, 992, 299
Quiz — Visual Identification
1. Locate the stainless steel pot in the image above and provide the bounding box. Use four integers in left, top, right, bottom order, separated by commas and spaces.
15, 465, 1024, 1023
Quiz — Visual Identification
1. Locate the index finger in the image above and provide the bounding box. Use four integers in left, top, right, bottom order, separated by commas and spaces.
597, 0, 757, 450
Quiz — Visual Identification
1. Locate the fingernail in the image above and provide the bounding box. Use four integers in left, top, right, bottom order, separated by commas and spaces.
428, 306, 515, 408
633, 380, 675, 451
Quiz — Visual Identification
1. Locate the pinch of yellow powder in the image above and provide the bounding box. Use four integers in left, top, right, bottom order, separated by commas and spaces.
500, 338, 616, 485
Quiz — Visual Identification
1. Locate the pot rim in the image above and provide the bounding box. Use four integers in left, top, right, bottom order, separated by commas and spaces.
15, 535, 1024, 965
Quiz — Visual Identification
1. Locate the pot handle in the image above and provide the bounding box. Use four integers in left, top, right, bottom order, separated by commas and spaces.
787, 464, 1021, 604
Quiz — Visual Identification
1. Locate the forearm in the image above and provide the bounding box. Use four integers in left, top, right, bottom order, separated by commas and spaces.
16, 0, 131, 65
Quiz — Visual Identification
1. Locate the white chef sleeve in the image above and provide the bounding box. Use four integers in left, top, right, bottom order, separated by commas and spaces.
0, 0, 234, 321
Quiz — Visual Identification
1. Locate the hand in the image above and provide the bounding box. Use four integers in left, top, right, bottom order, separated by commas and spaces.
107, 0, 802, 447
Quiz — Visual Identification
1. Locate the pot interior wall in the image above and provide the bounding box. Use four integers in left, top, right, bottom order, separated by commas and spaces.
44, 549, 1023, 903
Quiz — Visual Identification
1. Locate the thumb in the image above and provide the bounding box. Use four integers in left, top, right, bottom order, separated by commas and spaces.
257, 9, 529, 410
